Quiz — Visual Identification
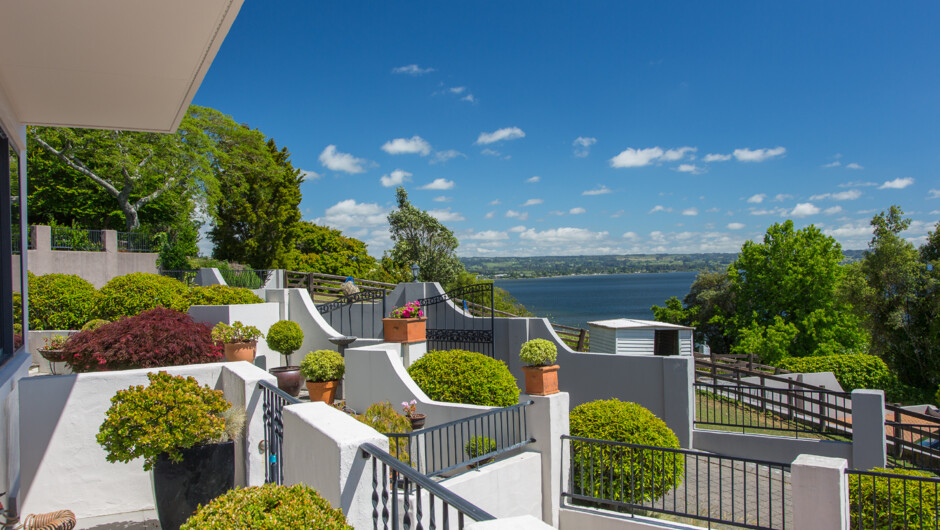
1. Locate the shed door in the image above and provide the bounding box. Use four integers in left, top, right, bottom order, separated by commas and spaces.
654, 329, 679, 356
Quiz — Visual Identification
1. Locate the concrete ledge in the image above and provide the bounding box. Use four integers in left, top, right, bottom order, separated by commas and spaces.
560, 506, 704, 529
692, 429, 852, 465
467, 515, 554, 529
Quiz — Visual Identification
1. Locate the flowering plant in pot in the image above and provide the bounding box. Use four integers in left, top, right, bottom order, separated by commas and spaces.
383, 300, 426, 343
212, 321, 263, 363
519, 338, 560, 395
97, 371, 244, 530
401, 399, 426, 430
39, 334, 70, 363
266, 320, 305, 397
300, 350, 345, 403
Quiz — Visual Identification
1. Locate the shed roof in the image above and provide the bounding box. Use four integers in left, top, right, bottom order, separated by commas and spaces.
588, 318, 694, 331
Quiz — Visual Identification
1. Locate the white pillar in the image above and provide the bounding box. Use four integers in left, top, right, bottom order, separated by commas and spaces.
791, 454, 849, 530
525, 391, 569, 527
851, 389, 886, 471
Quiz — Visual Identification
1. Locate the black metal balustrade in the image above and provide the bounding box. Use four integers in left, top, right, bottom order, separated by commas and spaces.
361, 443, 495, 530
117, 231, 157, 252
260, 380, 301, 485
318, 289, 387, 338
50, 227, 104, 251
418, 283, 494, 357
846, 468, 940, 529
562, 435, 792, 529
159, 269, 198, 286
386, 401, 534, 477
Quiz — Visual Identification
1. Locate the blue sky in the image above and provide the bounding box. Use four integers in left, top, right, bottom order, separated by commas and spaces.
193, 1, 940, 257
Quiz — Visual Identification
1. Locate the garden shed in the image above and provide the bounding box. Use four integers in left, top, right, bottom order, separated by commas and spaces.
587, 318, 693, 356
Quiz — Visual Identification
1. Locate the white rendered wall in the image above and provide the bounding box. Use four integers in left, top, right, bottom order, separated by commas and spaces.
188, 302, 281, 368
432, 453, 542, 523
17, 362, 272, 519
0, 350, 30, 513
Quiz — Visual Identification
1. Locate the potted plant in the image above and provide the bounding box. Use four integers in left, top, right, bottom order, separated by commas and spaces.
464, 436, 497, 469
383, 300, 426, 343
39, 335, 70, 373
520, 338, 560, 395
266, 320, 305, 397
97, 371, 243, 530
300, 349, 345, 403
401, 399, 426, 430
212, 321, 263, 362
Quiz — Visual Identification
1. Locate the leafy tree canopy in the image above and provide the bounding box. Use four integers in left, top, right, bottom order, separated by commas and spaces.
387, 187, 462, 287
285, 221, 378, 276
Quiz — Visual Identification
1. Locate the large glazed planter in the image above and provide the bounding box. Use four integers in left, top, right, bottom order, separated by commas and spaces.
270, 366, 303, 397
223, 341, 257, 362
152, 440, 235, 530
522, 365, 560, 396
306, 380, 338, 403
382, 317, 427, 343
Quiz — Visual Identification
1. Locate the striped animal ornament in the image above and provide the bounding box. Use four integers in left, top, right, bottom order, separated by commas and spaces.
20, 510, 76, 530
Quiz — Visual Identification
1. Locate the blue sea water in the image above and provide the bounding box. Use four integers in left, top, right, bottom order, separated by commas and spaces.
494, 271, 697, 329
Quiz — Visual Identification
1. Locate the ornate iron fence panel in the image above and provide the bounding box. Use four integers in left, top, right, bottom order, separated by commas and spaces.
417, 283, 494, 357
317, 288, 387, 339
260, 380, 301, 485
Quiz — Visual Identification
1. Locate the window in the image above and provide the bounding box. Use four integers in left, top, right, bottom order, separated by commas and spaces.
653, 329, 679, 356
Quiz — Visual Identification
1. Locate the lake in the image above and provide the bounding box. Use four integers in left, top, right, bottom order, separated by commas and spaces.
494, 271, 697, 328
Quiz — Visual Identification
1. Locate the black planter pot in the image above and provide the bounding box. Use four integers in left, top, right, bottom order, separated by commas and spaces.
152, 440, 235, 530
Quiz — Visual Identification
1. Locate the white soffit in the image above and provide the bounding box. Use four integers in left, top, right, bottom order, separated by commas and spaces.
0, 0, 243, 138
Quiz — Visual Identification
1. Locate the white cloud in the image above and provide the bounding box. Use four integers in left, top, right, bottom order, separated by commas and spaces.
661, 147, 696, 161
727, 222, 745, 230
733, 146, 786, 162
481, 148, 502, 157
569, 207, 586, 215
299, 169, 320, 181
433, 196, 451, 202
839, 181, 879, 188
928, 189, 940, 199
610, 147, 664, 168
845, 163, 863, 170
773, 194, 793, 202
622, 231, 638, 240
381, 136, 431, 156
583, 185, 612, 196
519, 227, 608, 245
380, 169, 412, 187
826, 223, 873, 239
791, 203, 821, 217
750, 207, 788, 216
467, 230, 508, 241
649, 205, 672, 213
430, 150, 465, 164
548, 210, 565, 216
526, 176, 541, 183
317, 199, 388, 230
879, 177, 914, 189
522, 198, 544, 207
319, 145, 367, 174
461, 94, 477, 103
484, 211, 495, 219
508, 225, 527, 233
419, 178, 455, 190
428, 209, 465, 222
747, 194, 766, 204
392, 64, 434, 75
677, 164, 703, 174
489, 200, 501, 206
476, 127, 526, 145
682, 208, 699, 216
573, 136, 597, 157
703, 153, 731, 162
449, 86, 466, 94
809, 189, 863, 201
650, 231, 665, 242
824, 206, 843, 215
505, 210, 529, 220
823, 161, 841, 168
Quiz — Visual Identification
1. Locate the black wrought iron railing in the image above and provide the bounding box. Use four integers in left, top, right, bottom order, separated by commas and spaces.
50, 227, 104, 251
160, 269, 199, 286
260, 380, 301, 486
562, 435, 792, 529
694, 381, 853, 439
360, 443, 495, 530
418, 283, 495, 357
386, 401, 534, 477
117, 231, 158, 252
221, 269, 270, 289
317, 288, 387, 338
846, 468, 940, 529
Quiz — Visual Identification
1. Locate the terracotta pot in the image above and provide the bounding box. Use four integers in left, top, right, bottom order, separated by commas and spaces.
223, 341, 256, 362
270, 366, 303, 397
383, 317, 427, 343
306, 380, 338, 403
409, 413, 427, 430
522, 365, 560, 396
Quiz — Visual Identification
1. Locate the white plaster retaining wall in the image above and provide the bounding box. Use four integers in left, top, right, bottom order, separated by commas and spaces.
17, 361, 274, 520
188, 302, 281, 369
0, 350, 30, 514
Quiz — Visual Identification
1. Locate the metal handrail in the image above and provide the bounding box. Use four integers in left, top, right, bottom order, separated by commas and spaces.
259, 379, 302, 405
360, 443, 496, 525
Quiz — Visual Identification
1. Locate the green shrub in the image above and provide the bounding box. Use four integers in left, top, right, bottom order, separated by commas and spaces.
777, 354, 896, 393
300, 350, 345, 382
407, 349, 520, 407
464, 436, 497, 467
211, 321, 263, 343
355, 402, 412, 463
81, 319, 110, 331
848, 468, 939, 529
519, 338, 558, 366
187, 284, 264, 306
97, 272, 189, 319
97, 371, 230, 471
29, 273, 99, 330
181, 483, 352, 530
569, 399, 683, 502
267, 320, 305, 364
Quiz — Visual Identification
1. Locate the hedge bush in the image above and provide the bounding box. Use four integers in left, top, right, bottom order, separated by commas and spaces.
181, 483, 352, 529
407, 349, 519, 407
519, 338, 558, 366
355, 402, 412, 463
28, 273, 99, 330
186, 284, 264, 306
63, 307, 221, 372
569, 399, 683, 502
300, 350, 345, 382
776, 354, 896, 393
96, 272, 190, 319
848, 468, 938, 529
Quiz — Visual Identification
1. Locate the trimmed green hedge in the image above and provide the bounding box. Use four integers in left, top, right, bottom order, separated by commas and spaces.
181, 483, 352, 529
407, 349, 520, 407
570, 399, 683, 502
186, 284, 264, 306
96, 272, 190, 319
29, 273, 99, 330
777, 354, 895, 393
848, 468, 938, 529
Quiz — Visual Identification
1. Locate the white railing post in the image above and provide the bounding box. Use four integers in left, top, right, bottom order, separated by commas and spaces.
791, 454, 849, 530
524, 391, 569, 527
851, 389, 886, 471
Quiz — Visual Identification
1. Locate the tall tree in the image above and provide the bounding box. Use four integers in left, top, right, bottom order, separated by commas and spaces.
286, 221, 377, 276
652, 270, 736, 355
387, 187, 462, 286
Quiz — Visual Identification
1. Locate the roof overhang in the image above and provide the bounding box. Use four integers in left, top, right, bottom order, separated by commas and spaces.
0, 0, 244, 151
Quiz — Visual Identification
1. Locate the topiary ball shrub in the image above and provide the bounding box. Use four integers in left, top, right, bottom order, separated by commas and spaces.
29, 273, 99, 330
848, 468, 938, 529
180, 483, 352, 530
81, 318, 110, 331
97, 272, 190, 319
569, 399, 684, 503
267, 320, 305, 363
519, 338, 558, 366
776, 354, 896, 393
300, 350, 345, 382
407, 349, 520, 407
63, 307, 222, 372
186, 284, 264, 307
